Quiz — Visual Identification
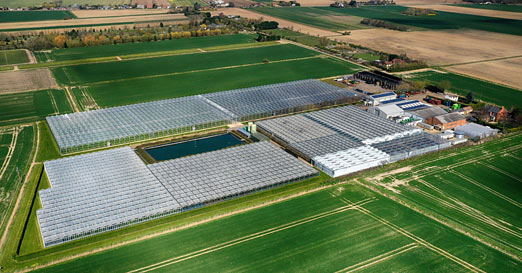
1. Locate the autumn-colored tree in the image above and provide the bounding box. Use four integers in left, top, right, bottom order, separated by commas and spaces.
53, 35, 67, 48
82, 34, 96, 46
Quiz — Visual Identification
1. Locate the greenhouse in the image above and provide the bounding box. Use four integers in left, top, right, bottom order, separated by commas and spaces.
312, 146, 390, 178
306, 106, 422, 144
203, 79, 356, 121
47, 79, 356, 154
454, 123, 499, 140
371, 133, 451, 162
38, 147, 181, 247
38, 142, 318, 247
148, 141, 318, 209
47, 96, 232, 154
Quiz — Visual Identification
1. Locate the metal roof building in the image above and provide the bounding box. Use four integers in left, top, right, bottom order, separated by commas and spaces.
406, 106, 447, 121
454, 123, 499, 140
312, 146, 390, 177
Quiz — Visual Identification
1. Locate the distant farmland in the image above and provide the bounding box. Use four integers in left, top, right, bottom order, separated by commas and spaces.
406, 70, 522, 108
34, 34, 257, 62
454, 4, 522, 13
253, 6, 522, 35
0, 11, 76, 22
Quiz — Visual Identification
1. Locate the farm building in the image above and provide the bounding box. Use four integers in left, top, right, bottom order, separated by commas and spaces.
406, 106, 447, 122
366, 92, 397, 106
38, 142, 317, 247
452, 106, 473, 115
257, 106, 450, 178
368, 104, 404, 119
47, 79, 356, 153
483, 104, 508, 122
426, 112, 467, 131
454, 123, 499, 140
354, 70, 402, 89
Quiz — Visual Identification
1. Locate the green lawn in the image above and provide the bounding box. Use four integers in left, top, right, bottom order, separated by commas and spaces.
82, 57, 363, 108
360, 132, 522, 259
0, 50, 30, 65
34, 34, 256, 62
51, 44, 320, 85
353, 52, 380, 61
406, 71, 522, 108
32, 180, 520, 272
454, 4, 522, 13
263, 29, 323, 47
0, 10, 76, 23
253, 6, 522, 35
0, 89, 73, 126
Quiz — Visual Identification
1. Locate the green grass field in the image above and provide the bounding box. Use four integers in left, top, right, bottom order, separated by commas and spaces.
0, 10, 76, 22
253, 6, 522, 35
454, 4, 522, 13
263, 29, 323, 47
171, 0, 208, 7
0, 125, 35, 233
0, 0, 128, 8
31, 174, 520, 272
34, 34, 256, 62
360, 133, 522, 260
353, 52, 380, 61
0, 89, 73, 126
0, 50, 30, 65
80, 57, 363, 108
406, 70, 522, 108
51, 44, 320, 85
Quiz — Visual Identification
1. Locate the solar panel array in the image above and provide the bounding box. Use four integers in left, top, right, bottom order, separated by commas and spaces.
47, 80, 355, 153
38, 142, 318, 247
38, 147, 181, 247
204, 79, 355, 121
148, 142, 318, 208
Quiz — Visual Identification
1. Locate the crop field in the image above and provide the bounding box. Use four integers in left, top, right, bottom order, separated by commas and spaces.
0, 125, 35, 234
361, 133, 522, 260
0, 0, 129, 8
30, 179, 520, 272
252, 7, 371, 30
0, 89, 73, 126
0, 11, 76, 22
34, 34, 257, 62
0, 50, 30, 65
455, 4, 522, 13
405, 70, 522, 108
52, 44, 318, 85
76, 56, 362, 108
264, 29, 323, 47
0, 69, 57, 93
171, 0, 209, 7
253, 6, 522, 35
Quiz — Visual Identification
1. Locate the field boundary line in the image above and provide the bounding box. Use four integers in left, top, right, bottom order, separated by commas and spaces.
129, 198, 376, 273
0, 127, 19, 180
87, 55, 322, 86
451, 170, 522, 208
339, 197, 486, 273
47, 90, 59, 115
335, 243, 418, 273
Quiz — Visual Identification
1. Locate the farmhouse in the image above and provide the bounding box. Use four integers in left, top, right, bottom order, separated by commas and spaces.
427, 112, 466, 131
483, 104, 508, 122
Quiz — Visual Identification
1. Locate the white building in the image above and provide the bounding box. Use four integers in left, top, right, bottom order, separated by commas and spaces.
368, 104, 404, 119
312, 146, 390, 178
366, 92, 396, 106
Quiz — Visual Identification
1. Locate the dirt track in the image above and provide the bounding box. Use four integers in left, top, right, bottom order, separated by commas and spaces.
0, 14, 186, 31
446, 57, 522, 90
404, 4, 522, 20
72, 9, 168, 18
213, 8, 340, 37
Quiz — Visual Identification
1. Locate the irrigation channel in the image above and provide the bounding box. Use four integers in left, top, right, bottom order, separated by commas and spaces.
145, 133, 245, 161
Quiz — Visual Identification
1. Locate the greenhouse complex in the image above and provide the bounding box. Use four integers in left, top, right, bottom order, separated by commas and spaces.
47, 80, 357, 153
257, 106, 450, 177
38, 142, 318, 247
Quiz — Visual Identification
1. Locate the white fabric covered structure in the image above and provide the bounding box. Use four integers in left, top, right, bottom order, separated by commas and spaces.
454, 123, 499, 139
312, 146, 389, 177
